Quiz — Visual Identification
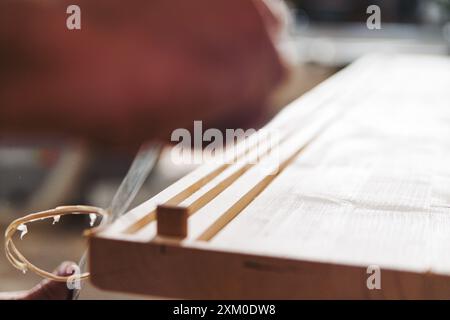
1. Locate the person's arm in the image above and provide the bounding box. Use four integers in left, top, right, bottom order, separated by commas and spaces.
0, 0, 286, 149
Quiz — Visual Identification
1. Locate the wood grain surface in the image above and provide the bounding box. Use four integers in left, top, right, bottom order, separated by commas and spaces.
90, 54, 450, 299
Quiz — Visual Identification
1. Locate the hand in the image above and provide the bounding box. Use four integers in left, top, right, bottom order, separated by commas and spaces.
0, 262, 76, 300
0, 0, 287, 150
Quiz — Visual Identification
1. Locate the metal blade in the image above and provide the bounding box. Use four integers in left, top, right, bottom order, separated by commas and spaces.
72, 143, 162, 299
108, 143, 162, 222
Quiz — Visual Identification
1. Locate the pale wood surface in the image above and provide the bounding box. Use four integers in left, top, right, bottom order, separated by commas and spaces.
211, 54, 450, 275
90, 54, 450, 299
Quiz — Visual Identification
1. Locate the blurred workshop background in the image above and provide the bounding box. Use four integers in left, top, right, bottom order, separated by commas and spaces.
1, 0, 449, 298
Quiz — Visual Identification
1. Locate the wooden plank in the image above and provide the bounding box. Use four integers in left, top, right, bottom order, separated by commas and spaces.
89, 54, 450, 299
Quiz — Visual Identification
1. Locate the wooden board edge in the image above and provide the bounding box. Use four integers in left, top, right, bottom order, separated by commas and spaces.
88, 235, 450, 299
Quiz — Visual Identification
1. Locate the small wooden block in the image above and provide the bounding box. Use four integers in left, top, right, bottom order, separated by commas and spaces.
156, 205, 188, 238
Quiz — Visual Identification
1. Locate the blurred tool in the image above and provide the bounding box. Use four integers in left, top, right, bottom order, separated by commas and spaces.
72, 143, 162, 299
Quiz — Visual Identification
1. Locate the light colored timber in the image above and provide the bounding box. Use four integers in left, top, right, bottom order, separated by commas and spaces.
88, 54, 450, 299
185, 107, 341, 242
